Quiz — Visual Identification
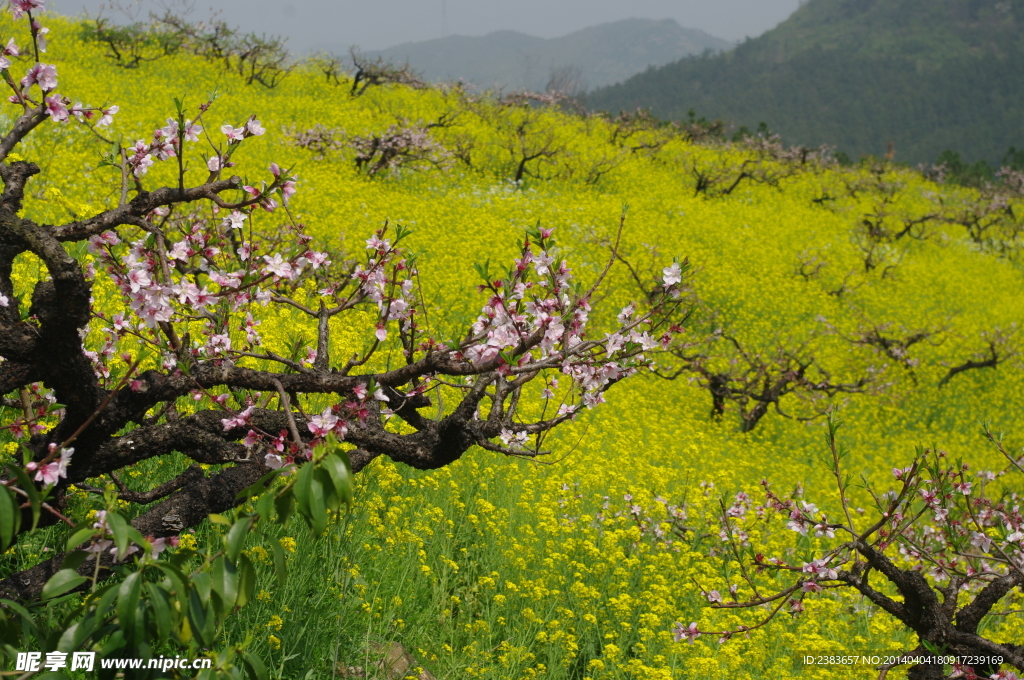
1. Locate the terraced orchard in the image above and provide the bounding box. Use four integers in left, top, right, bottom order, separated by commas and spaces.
1, 8, 1023, 680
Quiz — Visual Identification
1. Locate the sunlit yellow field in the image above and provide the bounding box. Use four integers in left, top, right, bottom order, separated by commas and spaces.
3, 12, 1024, 679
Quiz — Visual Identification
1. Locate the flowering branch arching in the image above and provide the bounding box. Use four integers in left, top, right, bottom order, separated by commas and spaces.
683, 412, 1024, 680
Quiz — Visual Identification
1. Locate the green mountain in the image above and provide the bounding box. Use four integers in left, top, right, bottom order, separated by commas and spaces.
588, 0, 1024, 164
368, 18, 731, 92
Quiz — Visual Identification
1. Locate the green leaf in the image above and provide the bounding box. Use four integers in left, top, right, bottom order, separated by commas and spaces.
225, 516, 251, 562
294, 459, 315, 522
208, 513, 230, 525
116, 572, 142, 638
473, 259, 491, 283
65, 609, 103, 649
0, 484, 20, 552
192, 571, 212, 602
154, 563, 189, 602
56, 621, 88, 654
169, 546, 197, 569
187, 586, 212, 648
321, 451, 353, 509
93, 582, 121, 620
271, 540, 288, 586
145, 582, 173, 642
236, 471, 280, 507
308, 477, 327, 536
65, 526, 97, 553
96, 629, 126, 658
210, 556, 238, 612
41, 569, 88, 600
241, 651, 269, 680
236, 553, 256, 608
106, 511, 131, 560
315, 467, 339, 513
0, 598, 39, 637
126, 526, 147, 550
255, 490, 275, 523
208, 588, 226, 626
9, 464, 41, 531
60, 549, 89, 572
274, 490, 294, 526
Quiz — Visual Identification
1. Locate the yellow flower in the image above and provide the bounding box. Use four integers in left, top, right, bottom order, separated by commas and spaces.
9, 22, 1023, 679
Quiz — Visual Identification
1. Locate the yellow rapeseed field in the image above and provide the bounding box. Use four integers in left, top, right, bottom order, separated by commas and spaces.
2, 11, 1023, 679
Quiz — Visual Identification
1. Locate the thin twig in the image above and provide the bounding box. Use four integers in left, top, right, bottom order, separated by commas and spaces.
272, 378, 304, 448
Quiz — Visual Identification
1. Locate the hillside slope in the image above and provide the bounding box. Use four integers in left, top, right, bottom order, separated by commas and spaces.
369, 18, 731, 91
588, 0, 1024, 163
6, 10, 1024, 679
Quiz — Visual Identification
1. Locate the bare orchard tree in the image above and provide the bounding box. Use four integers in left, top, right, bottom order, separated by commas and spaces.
347, 48, 426, 96
544, 64, 587, 109
80, 14, 184, 69
285, 122, 346, 160
660, 329, 871, 432
683, 415, 1024, 680
350, 115, 455, 177
82, 3, 294, 88
604, 108, 674, 156
938, 327, 1020, 388
688, 134, 833, 199
156, 11, 294, 88
825, 320, 945, 382
0, 8, 692, 621
938, 168, 1024, 257
610, 249, 871, 432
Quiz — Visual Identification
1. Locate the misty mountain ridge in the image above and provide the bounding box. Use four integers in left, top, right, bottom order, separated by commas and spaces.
358, 18, 731, 92
588, 0, 1024, 164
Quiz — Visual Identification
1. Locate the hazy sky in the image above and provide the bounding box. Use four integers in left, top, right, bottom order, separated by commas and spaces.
47, 0, 803, 54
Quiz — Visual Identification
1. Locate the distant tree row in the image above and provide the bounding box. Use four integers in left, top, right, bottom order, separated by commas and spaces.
586, 37, 1024, 166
